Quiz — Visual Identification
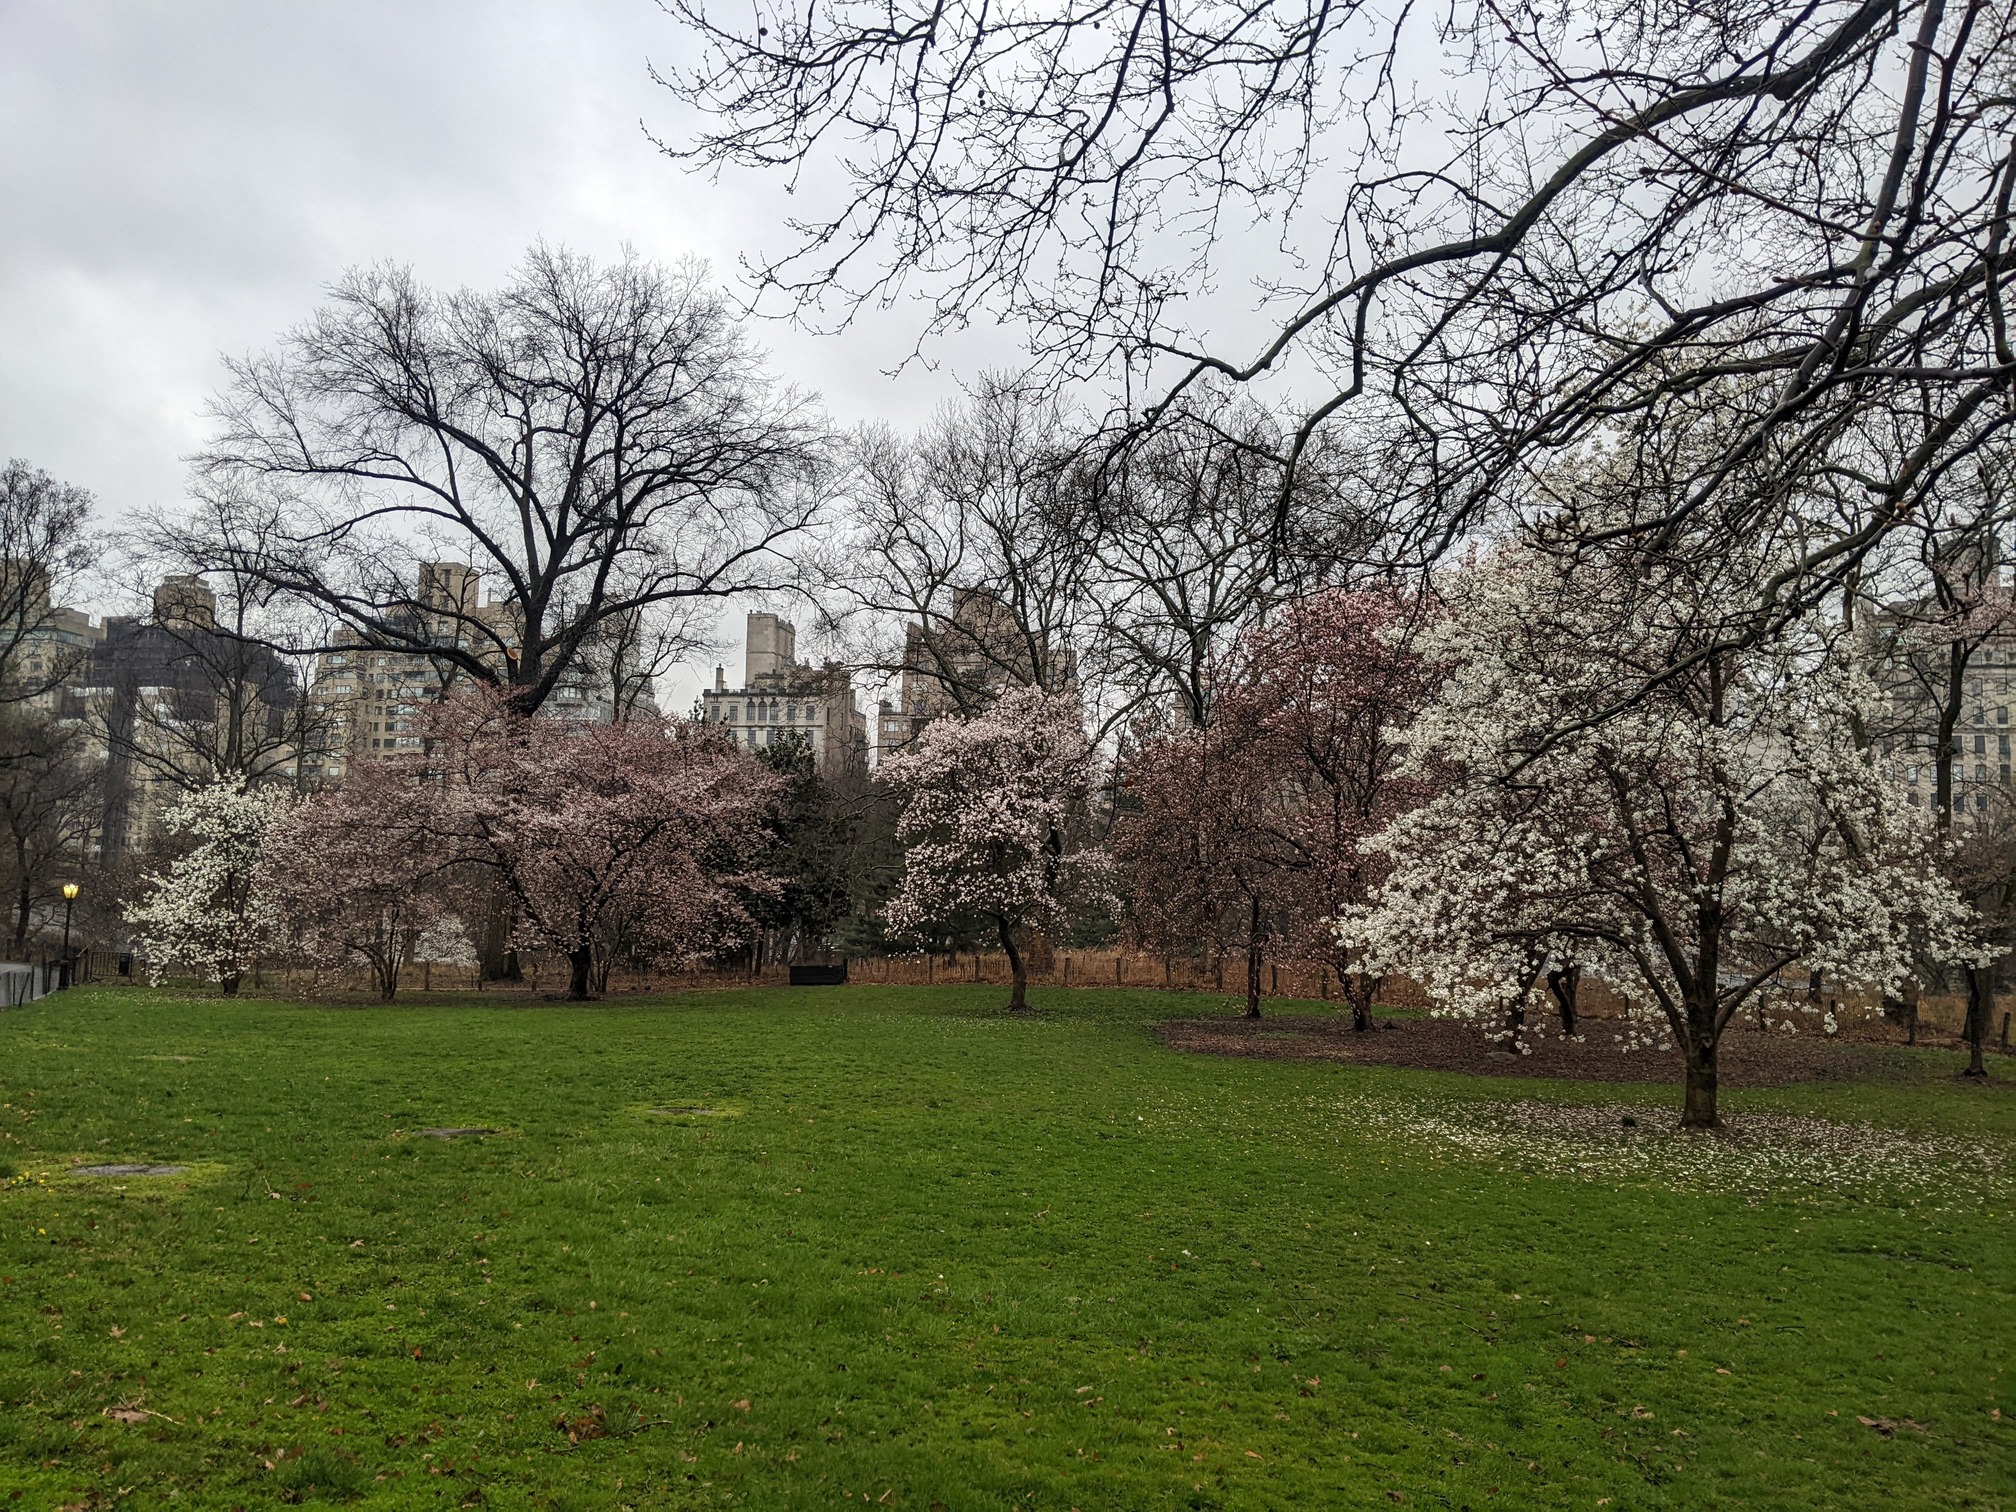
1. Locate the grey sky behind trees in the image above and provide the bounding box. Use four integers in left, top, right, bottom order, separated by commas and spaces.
0, 0, 1014, 589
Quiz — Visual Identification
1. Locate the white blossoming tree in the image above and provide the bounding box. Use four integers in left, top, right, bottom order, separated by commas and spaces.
882, 686, 1108, 1011
124, 775, 289, 995
1343, 543, 1979, 1129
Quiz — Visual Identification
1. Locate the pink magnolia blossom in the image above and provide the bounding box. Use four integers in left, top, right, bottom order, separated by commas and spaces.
1116, 587, 1436, 1021
421, 691, 784, 999
881, 686, 1108, 1010
259, 761, 468, 1001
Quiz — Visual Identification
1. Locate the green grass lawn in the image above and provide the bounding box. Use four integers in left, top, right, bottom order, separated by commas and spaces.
0, 984, 2009, 1510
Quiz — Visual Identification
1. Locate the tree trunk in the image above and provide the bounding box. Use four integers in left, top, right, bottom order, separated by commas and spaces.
1244, 894, 1263, 1019
478, 887, 521, 982
567, 946, 596, 1001
1904, 977, 1921, 1046
997, 917, 1029, 1012
1681, 1016, 1720, 1129
1345, 971, 1381, 1033
219, 970, 242, 998
1963, 965, 1993, 1078
1504, 963, 1544, 1046
1547, 966, 1580, 1035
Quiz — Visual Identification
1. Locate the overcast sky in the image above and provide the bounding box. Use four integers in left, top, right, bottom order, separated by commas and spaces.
0, 0, 1009, 671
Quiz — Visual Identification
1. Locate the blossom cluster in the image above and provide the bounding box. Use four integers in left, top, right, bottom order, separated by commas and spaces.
1339, 533, 1981, 1089
881, 685, 1108, 951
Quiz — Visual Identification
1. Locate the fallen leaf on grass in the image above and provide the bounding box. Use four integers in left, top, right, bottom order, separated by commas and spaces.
732, 1399, 752, 1413
556, 1406, 607, 1445
1857, 1416, 1930, 1438
102, 1406, 179, 1425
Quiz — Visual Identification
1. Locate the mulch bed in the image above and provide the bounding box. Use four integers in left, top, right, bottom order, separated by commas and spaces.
1158, 1012, 1970, 1086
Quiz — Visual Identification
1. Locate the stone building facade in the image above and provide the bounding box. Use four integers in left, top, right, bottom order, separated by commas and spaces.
698, 613, 868, 775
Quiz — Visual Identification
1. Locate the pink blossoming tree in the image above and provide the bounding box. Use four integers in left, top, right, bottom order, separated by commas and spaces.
1116, 588, 1435, 1022
881, 686, 1108, 1010
425, 693, 784, 999
259, 762, 470, 1001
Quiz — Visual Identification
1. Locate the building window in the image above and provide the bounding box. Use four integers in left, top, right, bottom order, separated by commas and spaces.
1977, 763, 1988, 783
1980, 794, 1991, 811
1976, 735, 1988, 755
1908, 791, 1921, 806
1907, 765, 1919, 785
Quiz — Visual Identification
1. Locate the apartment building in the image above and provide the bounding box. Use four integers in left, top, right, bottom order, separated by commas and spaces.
1879, 630, 2016, 817
698, 612, 868, 775
874, 587, 1076, 758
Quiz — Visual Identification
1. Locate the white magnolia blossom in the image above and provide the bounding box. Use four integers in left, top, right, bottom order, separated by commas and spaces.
124, 775, 290, 992
413, 913, 477, 967
1341, 539, 1979, 1114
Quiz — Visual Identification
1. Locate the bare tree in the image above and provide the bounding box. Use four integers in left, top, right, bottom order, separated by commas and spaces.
0, 710, 99, 953
0, 460, 95, 705
1086, 394, 1374, 725
661, 0, 2016, 667
177, 245, 829, 715
840, 380, 1094, 722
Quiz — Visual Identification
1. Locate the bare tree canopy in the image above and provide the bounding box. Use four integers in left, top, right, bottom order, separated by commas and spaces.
839, 380, 1093, 717
181, 244, 830, 713
0, 459, 94, 703
661, 0, 2016, 597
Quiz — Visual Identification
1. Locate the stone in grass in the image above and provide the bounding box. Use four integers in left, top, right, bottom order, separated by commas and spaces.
416, 1127, 499, 1139
75, 1164, 189, 1177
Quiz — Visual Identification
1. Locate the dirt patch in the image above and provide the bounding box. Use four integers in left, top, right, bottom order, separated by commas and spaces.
1159, 1012, 1967, 1087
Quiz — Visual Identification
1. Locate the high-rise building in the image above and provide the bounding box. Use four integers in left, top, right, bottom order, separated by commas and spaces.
874, 587, 1075, 758
8, 572, 306, 856
698, 612, 868, 774
301, 562, 642, 780
1876, 599, 2016, 818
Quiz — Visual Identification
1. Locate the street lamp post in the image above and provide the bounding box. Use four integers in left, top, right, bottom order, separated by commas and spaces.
60, 882, 78, 987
